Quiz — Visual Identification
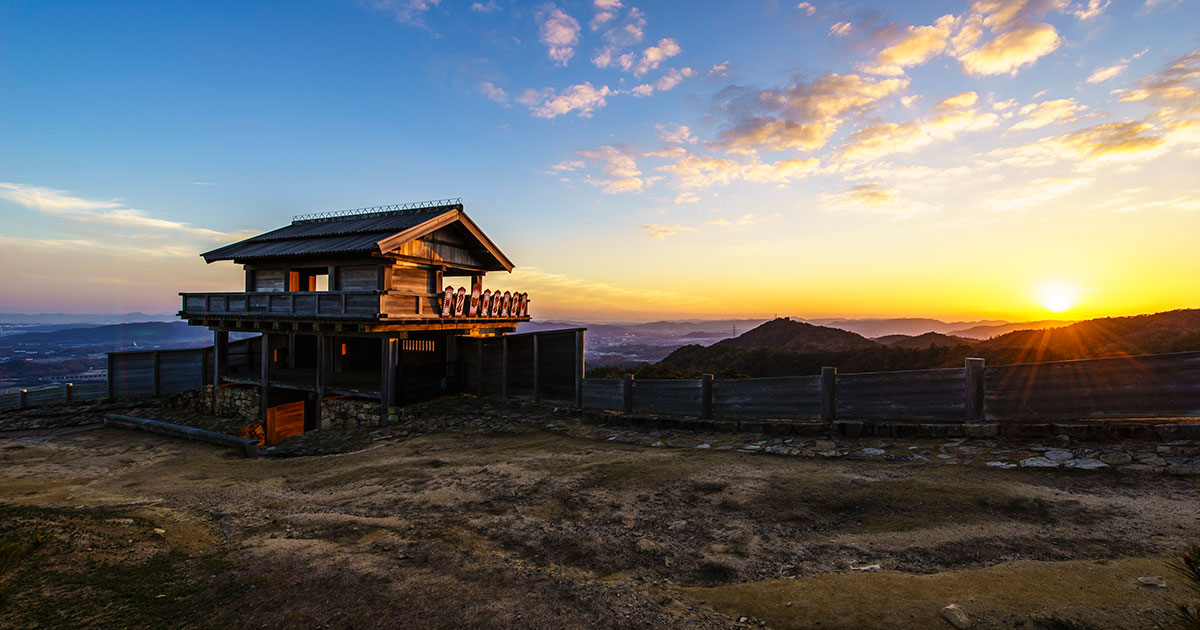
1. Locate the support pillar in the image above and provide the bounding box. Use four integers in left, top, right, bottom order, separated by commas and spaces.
260, 333, 271, 425
381, 338, 397, 427
501, 336, 509, 399
315, 335, 327, 430
212, 330, 228, 414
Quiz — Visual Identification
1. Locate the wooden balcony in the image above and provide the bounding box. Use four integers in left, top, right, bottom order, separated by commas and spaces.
179, 290, 531, 333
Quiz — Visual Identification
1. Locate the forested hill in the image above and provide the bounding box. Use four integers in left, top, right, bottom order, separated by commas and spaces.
648, 309, 1200, 378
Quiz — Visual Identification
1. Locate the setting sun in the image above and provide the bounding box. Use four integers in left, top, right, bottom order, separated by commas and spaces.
1038, 283, 1080, 314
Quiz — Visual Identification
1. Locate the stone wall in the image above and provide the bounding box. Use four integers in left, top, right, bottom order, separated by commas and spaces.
320, 397, 397, 430
160, 384, 259, 423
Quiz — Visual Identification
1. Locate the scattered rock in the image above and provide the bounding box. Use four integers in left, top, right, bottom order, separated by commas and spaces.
152, 528, 166, 537
1099, 452, 1133, 465
813, 440, 836, 450
985, 461, 1016, 469
941, 603, 972, 629
1137, 576, 1167, 588
850, 563, 881, 571
1044, 449, 1074, 462
1020, 457, 1059, 468
695, 443, 711, 449
862, 447, 885, 455
1064, 458, 1107, 470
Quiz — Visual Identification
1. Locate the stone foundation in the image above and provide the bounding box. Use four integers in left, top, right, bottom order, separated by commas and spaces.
319, 397, 397, 430
160, 385, 259, 424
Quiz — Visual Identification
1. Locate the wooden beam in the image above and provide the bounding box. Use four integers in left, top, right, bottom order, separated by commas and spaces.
965, 357, 985, 422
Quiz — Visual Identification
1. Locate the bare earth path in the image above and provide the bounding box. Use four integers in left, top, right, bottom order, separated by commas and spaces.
0, 401, 1196, 629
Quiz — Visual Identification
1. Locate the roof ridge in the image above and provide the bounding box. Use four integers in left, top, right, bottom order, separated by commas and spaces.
292, 199, 462, 224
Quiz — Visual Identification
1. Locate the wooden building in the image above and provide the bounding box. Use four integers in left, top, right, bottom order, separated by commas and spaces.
178, 199, 549, 436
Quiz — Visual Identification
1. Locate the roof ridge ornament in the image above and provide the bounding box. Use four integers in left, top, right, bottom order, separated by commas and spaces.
292, 198, 463, 224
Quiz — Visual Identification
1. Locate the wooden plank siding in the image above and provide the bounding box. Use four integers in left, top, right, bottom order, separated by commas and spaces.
712, 375, 823, 420
836, 367, 966, 421
581, 379, 623, 411
984, 351, 1200, 420
632, 379, 704, 416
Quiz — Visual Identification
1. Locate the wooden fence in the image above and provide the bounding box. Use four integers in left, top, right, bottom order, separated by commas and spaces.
568, 352, 1200, 423
462, 328, 585, 404
0, 382, 110, 411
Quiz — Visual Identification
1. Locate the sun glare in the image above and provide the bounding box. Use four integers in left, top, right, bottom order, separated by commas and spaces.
1038, 283, 1079, 314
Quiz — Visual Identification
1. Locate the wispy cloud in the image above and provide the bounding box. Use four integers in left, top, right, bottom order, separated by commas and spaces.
519, 82, 612, 118
361, 0, 441, 28
538, 5, 581, 66
640, 222, 694, 239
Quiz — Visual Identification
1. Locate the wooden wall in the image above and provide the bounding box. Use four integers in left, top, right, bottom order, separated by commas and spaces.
836, 367, 966, 422
712, 375, 822, 420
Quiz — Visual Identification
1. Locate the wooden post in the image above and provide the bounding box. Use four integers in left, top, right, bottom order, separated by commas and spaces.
107, 352, 116, 400
380, 338, 397, 427
260, 333, 270, 424
965, 357, 985, 422
700, 374, 713, 419
315, 335, 327, 430
574, 330, 585, 408
64, 382, 73, 403
532, 334, 541, 403
18, 389, 27, 410
820, 367, 837, 423
287, 333, 296, 369
212, 330, 228, 414
501, 336, 509, 399
622, 374, 634, 414
152, 351, 162, 397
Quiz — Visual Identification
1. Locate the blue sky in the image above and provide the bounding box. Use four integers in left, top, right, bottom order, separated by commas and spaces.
2, 0, 1198, 320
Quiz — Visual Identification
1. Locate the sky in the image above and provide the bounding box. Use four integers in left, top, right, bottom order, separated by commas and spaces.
1, 0, 1197, 323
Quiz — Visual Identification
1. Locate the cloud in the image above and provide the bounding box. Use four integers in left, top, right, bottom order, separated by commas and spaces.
519, 83, 612, 118
658, 123, 697, 145
958, 21, 1060, 75
634, 38, 681, 75
470, 0, 500, 12
652, 149, 819, 189
709, 61, 729, 76
550, 160, 585, 171
719, 117, 837, 153
362, 0, 441, 28
1062, 0, 1110, 19
654, 67, 695, 91
1113, 49, 1200, 122
640, 223, 695, 239
191, 181, 219, 186
506, 266, 711, 308
1086, 64, 1125, 83
820, 182, 933, 215
590, 0, 621, 29
538, 5, 581, 66
933, 91, 979, 111
797, 2, 816, 16
829, 21, 852, 36
0, 182, 241, 241
1010, 98, 1083, 130
478, 81, 508, 104
630, 84, 654, 97
577, 145, 646, 193
991, 120, 1166, 167
673, 192, 700, 204
987, 176, 1093, 210
707, 213, 757, 228
858, 16, 955, 76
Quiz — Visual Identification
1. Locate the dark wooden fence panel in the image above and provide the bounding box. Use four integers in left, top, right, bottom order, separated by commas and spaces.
985, 351, 1200, 421
0, 383, 110, 411
159, 350, 207, 394
110, 353, 156, 398
633, 379, 703, 416
481, 341, 504, 396
582, 379, 623, 411
837, 367, 966, 421
712, 376, 822, 420
462, 338, 481, 393
537, 331, 580, 402
506, 336, 535, 398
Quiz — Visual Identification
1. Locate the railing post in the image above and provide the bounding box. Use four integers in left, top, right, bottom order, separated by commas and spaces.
820, 367, 837, 423
622, 374, 634, 414
700, 374, 713, 419
965, 357, 985, 422
152, 351, 162, 397
574, 330, 584, 408
19, 389, 27, 410
532, 334, 541, 403
64, 383, 73, 403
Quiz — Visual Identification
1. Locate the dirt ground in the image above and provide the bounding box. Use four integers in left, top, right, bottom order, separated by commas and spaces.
0, 398, 1197, 629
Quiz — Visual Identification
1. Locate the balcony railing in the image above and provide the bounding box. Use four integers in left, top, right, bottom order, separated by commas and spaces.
179, 289, 532, 321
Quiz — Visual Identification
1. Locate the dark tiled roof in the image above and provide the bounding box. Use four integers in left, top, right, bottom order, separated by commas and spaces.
201, 205, 457, 263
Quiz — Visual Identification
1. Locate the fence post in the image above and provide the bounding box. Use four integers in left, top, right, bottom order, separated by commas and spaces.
106, 352, 115, 400
19, 389, 27, 410
622, 374, 634, 414
700, 374, 713, 419
574, 330, 584, 409
965, 357, 985, 422
820, 367, 837, 423
152, 351, 162, 397
64, 383, 73, 403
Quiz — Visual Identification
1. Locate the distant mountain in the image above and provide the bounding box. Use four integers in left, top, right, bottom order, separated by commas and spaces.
948, 319, 1075, 339
0, 321, 212, 350
0, 312, 176, 326
807, 317, 1006, 338
654, 310, 1200, 378
717, 317, 877, 353
875, 332, 977, 348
